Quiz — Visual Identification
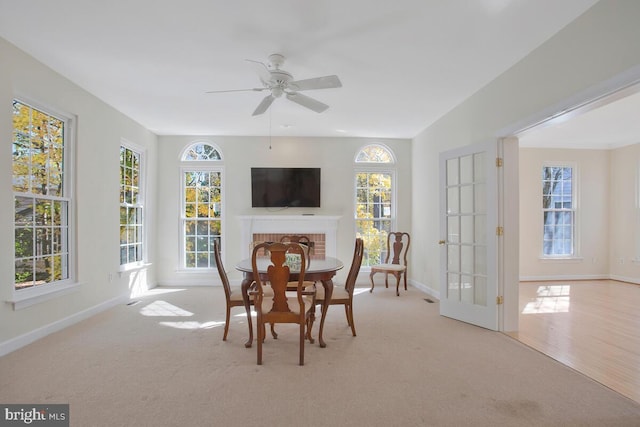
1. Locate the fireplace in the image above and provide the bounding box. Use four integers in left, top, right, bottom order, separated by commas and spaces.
239, 215, 341, 259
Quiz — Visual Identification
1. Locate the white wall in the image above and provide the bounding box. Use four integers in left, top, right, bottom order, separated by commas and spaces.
411, 0, 640, 330
0, 38, 158, 351
610, 143, 640, 283
519, 148, 610, 280
155, 136, 412, 286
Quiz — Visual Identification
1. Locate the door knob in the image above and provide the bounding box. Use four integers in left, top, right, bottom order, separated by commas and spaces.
438, 240, 446, 245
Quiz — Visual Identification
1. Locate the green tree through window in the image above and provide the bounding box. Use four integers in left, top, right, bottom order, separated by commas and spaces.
355, 144, 395, 267
13, 100, 70, 289
181, 142, 223, 269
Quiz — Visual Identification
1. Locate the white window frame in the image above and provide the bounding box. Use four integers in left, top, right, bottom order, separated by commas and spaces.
10, 97, 78, 309
541, 161, 580, 259
354, 144, 397, 269
119, 139, 147, 271
178, 142, 224, 271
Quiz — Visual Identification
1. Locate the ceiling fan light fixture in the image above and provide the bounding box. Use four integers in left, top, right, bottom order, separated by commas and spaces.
206, 53, 342, 116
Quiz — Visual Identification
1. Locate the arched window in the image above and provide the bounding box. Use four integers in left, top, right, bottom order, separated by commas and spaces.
180, 142, 224, 269
354, 144, 396, 267
181, 142, 222, 161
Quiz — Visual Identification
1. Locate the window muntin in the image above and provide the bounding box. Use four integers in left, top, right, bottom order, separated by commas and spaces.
542, 165, 575, 257
180, 142, 224, 269
355, 144, 395, 267
120, 144, 144, 266
13, 100, 70, 290
183, 170, 222, 268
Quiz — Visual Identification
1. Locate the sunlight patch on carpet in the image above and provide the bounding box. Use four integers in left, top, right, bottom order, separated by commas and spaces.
140, 300, 194, 317
159, 320, 224, 330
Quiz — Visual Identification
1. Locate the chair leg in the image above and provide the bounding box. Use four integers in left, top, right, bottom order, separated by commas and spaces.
299, 323, 305, 366
270, 323, 278, 339
395, 273, 401, 296
404, 271, 408, 290
223, 306, 231, 341
257, 321, 263, 365
369, 271, 376, 293
385, 272, 389, 288
347, 304, 356, 336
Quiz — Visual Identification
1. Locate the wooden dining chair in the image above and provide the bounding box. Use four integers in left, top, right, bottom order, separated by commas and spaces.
369, 232, 410, 296
313, 238, 363, 336
250, 242, 317, 366
213, 239, 252, 342
214, 239, 275, 345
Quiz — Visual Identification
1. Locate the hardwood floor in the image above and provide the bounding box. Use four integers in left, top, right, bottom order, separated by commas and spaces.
506, 279, 640, 404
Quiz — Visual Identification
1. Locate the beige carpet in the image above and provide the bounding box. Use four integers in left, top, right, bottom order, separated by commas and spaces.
1, 286, 639, 426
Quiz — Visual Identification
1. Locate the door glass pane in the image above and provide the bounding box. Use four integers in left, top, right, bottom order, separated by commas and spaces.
475, 246, 487, 275
474, 152, 485, 181
447, 158, 459, 185
460, 185, 473, 213
447, 187, 459, 214
475, 276, 487, 306
474, 183, 486, 213
447, 245, 460, 272
447, 273, 460, 300
447, 216, 459, 243
460, 215, 473, 244
461, 274, 473, 304
460, 155, 473, 184
475, 215, 486, 244
461, 245, 473, 274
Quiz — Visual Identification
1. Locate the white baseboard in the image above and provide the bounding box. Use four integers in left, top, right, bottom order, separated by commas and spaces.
519, 274, 609, 282
0, 293, 130, 357
609, 274, 640, 285
409, 279, 440, 300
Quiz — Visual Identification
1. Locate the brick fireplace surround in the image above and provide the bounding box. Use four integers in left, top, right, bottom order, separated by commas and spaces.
238, 215, 341, 260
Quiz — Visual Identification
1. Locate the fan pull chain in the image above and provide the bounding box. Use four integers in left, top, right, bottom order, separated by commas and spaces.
269, 108, 272, 150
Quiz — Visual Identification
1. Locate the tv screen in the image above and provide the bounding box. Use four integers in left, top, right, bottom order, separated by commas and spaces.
251, 167, 321, 208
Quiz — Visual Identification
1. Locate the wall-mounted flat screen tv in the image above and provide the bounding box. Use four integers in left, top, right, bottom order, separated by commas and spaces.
251, 167, 321, 208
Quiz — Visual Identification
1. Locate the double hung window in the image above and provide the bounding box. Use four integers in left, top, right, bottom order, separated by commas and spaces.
120, 143, 145, 267
13, 100, 72, 290
542, 165, 575, 257
180, 143, 223, 269
354, 144, 396, 267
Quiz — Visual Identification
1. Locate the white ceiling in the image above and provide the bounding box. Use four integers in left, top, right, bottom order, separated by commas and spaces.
0, 0, 602, 139
518, 87, 640, 149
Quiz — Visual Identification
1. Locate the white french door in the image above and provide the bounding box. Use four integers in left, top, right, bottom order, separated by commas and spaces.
439, 140, 499, 330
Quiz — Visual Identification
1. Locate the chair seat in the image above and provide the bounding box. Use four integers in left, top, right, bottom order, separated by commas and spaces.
308, 285, 349, 302
371, 263, 406, 272
261, 296, 315, 316
230, 286, 274, 302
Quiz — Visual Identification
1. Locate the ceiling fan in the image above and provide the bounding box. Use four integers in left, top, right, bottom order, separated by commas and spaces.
206, 53, 342, 116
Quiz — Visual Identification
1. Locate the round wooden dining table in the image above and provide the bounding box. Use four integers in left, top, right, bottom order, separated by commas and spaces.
235, 256, 344, 348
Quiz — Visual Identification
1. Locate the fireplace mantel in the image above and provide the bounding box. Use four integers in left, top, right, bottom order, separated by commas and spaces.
239, 215, 341, 259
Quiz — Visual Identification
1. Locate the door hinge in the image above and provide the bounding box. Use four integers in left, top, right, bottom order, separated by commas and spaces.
496, 226, 504, 236
496, 296, 504, 305
496, 157, 503, 167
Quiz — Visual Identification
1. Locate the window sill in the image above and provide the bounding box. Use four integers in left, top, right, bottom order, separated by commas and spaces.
7, 281, 83, 311
538, 256, 584, 263
119, 262, 152, 273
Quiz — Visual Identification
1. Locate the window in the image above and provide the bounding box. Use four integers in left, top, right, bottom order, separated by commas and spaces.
120, 143, 144, 267
13, 100, 71, 290
180, 142, 223, 269
542, 165, 575, 257
355, 144, 396, 267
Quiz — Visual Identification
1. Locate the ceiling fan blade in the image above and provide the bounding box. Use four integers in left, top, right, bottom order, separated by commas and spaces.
205, 87, 266, 94
245, 59, 271, 85
289, 75, 342, 91
252, 94, 276, 116
286, 92, 329, 113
